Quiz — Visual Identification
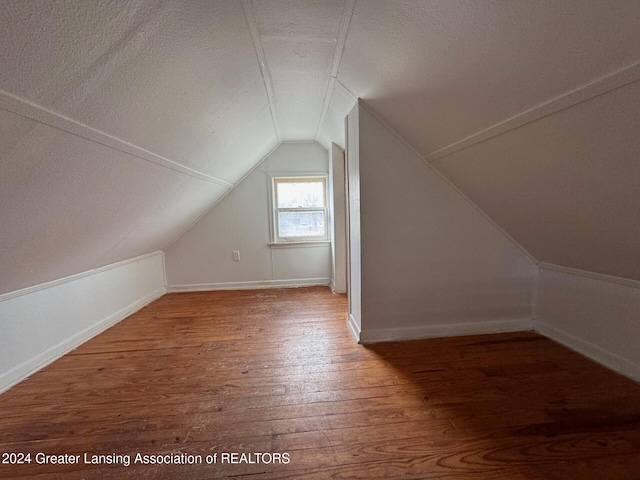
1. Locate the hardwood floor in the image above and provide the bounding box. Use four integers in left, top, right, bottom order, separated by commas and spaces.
1, 286, 639, 479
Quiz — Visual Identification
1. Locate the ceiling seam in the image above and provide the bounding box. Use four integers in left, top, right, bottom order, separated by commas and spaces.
425, 60, 640, 163
94, 175, 195, 268
358, 99, 539, 266
0, 89, 233, 188
0, 251, 163, 303
336, 79, 358, 103
241, 0, 282, 142
314, 0, 356, 141
539, 262, 640, 289
163, 140, 282, 251
315, 77, 337, 142
40, 0, 168, 115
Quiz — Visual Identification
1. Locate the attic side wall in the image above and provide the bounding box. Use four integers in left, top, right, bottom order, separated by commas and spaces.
357, 103, 538, 342
164, 143, 331, 290
0, 252, 166, 393
535, 265, 640, 382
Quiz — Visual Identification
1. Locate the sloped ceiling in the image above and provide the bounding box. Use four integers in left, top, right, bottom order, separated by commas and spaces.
1, 0, 639, 295
336, 0, 640, 280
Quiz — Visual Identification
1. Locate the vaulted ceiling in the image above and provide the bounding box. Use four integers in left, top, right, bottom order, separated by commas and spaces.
1, 0, 639, 294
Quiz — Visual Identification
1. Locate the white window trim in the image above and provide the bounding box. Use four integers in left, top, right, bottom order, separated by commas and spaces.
268, 173, 330, 246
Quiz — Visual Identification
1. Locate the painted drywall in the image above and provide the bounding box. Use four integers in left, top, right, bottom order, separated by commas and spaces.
0, 0, 274, 298
0, 252, 165, 393
3, 0, 640, 305
535, 265, 640, 382
329, 143, 347, 293
353, 102, 537, 342
165, 143, 331, 290
434, 78, 640, 281
251, 0, 346, 141
318, 81, 357, 150
0, 1, 277, 179
338, 1, 640, 156
0, 108, 228, 295
0, 1, 637, 388
331, 0, 640, 283
345, 106, 362, 339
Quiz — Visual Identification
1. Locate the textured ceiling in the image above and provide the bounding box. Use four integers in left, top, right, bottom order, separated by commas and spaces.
1, 0, 639, 294
340, 0, 640, 156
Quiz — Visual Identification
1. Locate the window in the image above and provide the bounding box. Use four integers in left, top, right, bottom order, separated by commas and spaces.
270, 176, 328, 243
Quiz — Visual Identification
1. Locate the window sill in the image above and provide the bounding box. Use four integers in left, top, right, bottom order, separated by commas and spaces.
269, 241, 331, 249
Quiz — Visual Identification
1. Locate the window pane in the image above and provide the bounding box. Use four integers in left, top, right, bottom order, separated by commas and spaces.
278, 211, 325, 238
277, 181, 324, 208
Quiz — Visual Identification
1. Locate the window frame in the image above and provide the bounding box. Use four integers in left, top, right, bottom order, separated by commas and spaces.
268, 173, 330, 245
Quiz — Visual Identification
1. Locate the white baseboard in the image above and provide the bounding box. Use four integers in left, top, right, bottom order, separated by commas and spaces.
534, 319, 640, 382
0, 287, 165, 394
347, 313, 361, 342
359, 317, 533, 344
167, 277, 331, 292
329, 282, 347, 295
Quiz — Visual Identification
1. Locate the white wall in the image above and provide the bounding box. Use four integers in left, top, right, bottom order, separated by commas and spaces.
346, 107, 363, 340
0, 252, 165, 393
433, 79, 640, 282
329, 143, 347, 294
165, 142, 332, 290
353, 101, 538, 342
535, 264, 640, 382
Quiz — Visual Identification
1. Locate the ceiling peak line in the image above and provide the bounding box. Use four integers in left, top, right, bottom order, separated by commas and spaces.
241, 0, 281, 142
314, 0, 356, 141
425, 60, 640, 164
0, 89, 233, 188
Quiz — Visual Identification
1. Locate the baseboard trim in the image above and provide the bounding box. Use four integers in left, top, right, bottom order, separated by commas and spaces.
534, 319, 640, 383
347, 313, 361, 342
0, 287, 166, 394
359, 317, 533, 344
167, 278, 331, 292
329, 282, 347, 295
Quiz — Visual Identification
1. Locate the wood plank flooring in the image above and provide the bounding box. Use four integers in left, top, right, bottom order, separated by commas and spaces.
1, 286, 639, 479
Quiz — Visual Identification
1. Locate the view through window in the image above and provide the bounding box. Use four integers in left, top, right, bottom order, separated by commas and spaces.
272, 176, 328, 242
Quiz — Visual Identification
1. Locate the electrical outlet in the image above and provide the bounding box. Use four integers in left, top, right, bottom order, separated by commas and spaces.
232, 250, 240, 261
